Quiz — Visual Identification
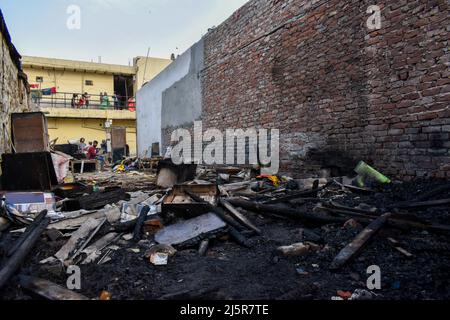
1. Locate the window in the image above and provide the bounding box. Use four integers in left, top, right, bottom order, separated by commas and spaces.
85, 80, 94, 86
36, 76, 44, 83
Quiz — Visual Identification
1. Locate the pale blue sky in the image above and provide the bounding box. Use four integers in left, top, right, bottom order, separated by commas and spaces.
0, 0, 248, 65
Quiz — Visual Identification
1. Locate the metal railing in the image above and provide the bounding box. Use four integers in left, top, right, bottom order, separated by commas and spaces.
31, 91, 136, 111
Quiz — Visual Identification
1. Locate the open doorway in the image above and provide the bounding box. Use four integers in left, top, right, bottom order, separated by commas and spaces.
114, 75, 134, 109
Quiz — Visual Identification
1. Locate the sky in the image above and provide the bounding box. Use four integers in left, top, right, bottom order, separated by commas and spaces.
0, 0, 248, 65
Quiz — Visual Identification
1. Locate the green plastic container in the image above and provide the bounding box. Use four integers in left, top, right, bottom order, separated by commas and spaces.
355, 161, 391, 185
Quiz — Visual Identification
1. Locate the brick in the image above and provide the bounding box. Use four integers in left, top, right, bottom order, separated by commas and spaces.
201, 0, 450, 179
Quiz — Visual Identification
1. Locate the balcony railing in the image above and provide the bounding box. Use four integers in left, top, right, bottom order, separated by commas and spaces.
31, 91, 136, 111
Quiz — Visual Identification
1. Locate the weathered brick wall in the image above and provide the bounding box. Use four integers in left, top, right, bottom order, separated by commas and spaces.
202, 0, 450, 179
0, 20, 33, 156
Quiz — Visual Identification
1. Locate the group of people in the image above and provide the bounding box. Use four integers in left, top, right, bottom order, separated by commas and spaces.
69, 92, 136, 111
71, 93, 91, 109
71, 92, 135, 110
77, 138, 103, 160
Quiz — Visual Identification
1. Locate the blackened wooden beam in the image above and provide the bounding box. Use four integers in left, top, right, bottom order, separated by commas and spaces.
330, 213, 392, 270
132, 206, 151, 242
220, 199, 262, 234
19, 275, 89, 300
0, 215, 50, 290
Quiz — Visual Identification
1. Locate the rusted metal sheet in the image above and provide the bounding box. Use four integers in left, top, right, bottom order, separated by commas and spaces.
111, 126, 127, 162
11, 112, 49, 153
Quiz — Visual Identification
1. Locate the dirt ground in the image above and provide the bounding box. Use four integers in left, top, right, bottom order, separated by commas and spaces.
1, 180, 450, 300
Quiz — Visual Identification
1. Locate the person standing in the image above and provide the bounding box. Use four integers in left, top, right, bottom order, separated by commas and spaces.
83, 92, 90, 109
78, 138, 87, 153
101, 92, 110, 109
87, 141, 99, 160
113, 93, 119, 110
71, 94, 78, 108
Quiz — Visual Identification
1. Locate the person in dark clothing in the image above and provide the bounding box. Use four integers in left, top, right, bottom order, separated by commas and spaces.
71, 94, 78, 108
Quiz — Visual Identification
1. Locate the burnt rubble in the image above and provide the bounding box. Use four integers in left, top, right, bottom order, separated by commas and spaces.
1, 164, 450, 300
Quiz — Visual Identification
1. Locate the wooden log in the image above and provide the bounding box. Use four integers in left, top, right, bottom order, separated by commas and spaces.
263, 188, 323, 205
414, 183, 450, 202
0, 216, 50, 290
330, 213, 392, 270
7, 211, 48, 257
113, 219, 137, 233
184, 191, 247, 231
19, 275, 89, 300
391, 198, 450, 209
227, 198, 346, 224
228, 226, 252, 248
318, 205, 450, 235
132, 205, 151, 242
220, 199, 262, 234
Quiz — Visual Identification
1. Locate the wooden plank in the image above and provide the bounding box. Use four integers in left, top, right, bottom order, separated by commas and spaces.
11, 112, 49, 153
133, 206, 151, 242
220, 199, 261, 234
330, 213, 392, 270
391, 198, 450, 209
19, 275, 89, 300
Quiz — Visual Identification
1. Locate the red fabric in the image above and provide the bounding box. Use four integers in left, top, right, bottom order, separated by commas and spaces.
87, 146, 97, 160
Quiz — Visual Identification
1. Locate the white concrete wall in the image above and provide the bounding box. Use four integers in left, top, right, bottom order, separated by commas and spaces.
136, 48, 191, 157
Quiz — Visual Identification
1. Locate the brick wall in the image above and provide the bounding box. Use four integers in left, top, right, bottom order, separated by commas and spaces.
0, 12, 33, 156
202, 0, 450, 179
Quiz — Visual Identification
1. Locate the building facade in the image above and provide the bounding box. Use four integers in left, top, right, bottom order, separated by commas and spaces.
22, 55, 172, 156
137, 0, 450, 180
0, 10, 34, 156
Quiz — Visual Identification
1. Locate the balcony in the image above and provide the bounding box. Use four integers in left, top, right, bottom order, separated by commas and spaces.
33, 92, 136, 120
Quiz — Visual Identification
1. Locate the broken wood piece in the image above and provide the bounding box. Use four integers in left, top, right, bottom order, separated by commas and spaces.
199, 239, 210, 256
0, 214, 50, 290
263, 187, 324, 205
391, 198, 450, 209
113, 219, 137, 233
81, 233, 120, 265
277, 242, 321, 256
227, 198, 346, 224
185, 190, 247, 231
70, 218, 107, 262
414, 183, 450, 202
387, 238, 414, 258
229, 226, 252, 248
220, 199, 262, 234
330, 213, 392, 270
48, 211, 106, 230
53, 217, 104, 263
19, 275, 89, 300
132, 205, 151, 242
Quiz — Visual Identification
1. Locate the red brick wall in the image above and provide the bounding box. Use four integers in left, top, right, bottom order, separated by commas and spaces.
202, 0, 450, 179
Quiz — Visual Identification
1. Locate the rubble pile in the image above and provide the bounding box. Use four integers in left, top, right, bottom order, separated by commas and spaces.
1, 163, 450, 300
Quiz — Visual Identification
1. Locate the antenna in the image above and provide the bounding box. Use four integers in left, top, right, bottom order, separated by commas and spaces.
142, 47, 151, 85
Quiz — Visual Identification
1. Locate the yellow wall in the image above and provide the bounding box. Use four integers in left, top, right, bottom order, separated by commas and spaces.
47, 117, 137, 156
24, 67, 115, 97
134, 57, 172, 93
